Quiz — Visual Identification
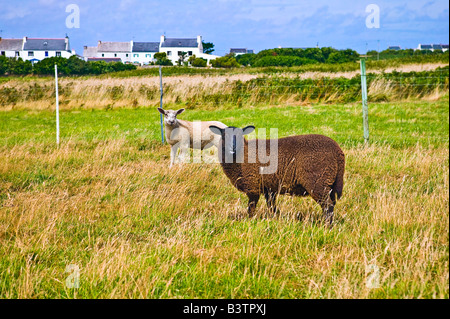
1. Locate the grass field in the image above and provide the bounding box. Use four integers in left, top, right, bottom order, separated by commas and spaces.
0, 85, 448, 297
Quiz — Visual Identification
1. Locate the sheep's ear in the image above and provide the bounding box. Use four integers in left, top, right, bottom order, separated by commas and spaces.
209, 125, 223, 135
157, 108, 166, 115
242, 125, 255, 135
176, 108, 185, 115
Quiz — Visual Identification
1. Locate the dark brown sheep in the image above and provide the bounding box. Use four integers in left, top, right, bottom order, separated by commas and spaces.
209, 125, 345, 226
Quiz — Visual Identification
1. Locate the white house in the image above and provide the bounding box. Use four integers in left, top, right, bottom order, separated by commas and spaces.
159, 35, 219, 65
0, 38, 23, 58
131, 42, 159, 65
22, 36, 74, 62
96, 41, 132, 63
1, 36, 74, 62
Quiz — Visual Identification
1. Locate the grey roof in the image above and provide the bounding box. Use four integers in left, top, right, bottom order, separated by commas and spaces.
432, 44, 442, 50
23, 38, 68, 51
132, 42, 159, 52
98, 41, 130, 52
230, 48, 248, 53
83, 46, 98, 57
0, 39, 23, 51
442, 44, 449, 48
421, 44, 432, 49
161, 38, 198, 48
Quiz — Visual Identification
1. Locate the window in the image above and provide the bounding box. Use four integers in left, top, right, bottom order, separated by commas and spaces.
45, 51, 49, 57
167, 51, 171, 56
134, 54, 139, 57
188, 51, 192, 56
178, 51, 182, 56
114, 53, 117, 57
15, 51, 19, 57
28, 51, 34, 57
1, 51, 5, 56
146, 54, 151, 58
102, 53, 105, 57
126, 54, 129, 57
56, 52, 61, 57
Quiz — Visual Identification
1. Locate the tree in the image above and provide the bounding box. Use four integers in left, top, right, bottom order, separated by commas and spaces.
202, 41, 215, 54
177, 51, 188, 66
235, 53, 256, 66
154, 52, 173, 66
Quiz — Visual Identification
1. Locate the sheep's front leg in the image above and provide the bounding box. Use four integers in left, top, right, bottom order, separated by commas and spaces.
264, 190, 279, 217
247, 194, 260, 218
170, 144, 179, 167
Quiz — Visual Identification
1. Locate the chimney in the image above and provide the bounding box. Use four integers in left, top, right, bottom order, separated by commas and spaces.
160, 35, 165, 45
197, 35, 203, 52
98, 40, 102, 46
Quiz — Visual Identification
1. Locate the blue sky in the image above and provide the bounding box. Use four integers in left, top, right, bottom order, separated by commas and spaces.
0, 0, 448, 55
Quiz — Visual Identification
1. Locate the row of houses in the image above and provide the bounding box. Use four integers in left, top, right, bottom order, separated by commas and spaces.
83, 35, 220, 65
0, 36, 73, 62
388, 44, 449, 52
0, 35, 223, 65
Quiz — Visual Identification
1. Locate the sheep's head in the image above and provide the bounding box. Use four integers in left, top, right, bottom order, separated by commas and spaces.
157, 108, 184, 126
209, 125, 255, 163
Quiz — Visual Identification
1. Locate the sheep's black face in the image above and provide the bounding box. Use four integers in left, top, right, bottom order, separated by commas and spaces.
209, 125, 255, 163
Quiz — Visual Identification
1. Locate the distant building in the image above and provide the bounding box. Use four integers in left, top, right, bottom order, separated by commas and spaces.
0, 36, 74, 62
417, 44, 433, 51
416, 43, 449, 52
230, 48, 254, 55
387, 46, 401, 50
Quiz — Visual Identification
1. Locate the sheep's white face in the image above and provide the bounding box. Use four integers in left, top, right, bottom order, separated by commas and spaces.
158, 108, 185, 126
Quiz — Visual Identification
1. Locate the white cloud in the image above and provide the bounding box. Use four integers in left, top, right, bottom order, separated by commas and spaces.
0, 6, 32, 20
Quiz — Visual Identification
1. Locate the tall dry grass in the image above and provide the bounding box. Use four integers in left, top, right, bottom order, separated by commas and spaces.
0, 63, 447, 111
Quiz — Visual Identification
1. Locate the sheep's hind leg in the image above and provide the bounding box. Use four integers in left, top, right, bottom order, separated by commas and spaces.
247, 194, 260, 218
319, 191, 335, 228
311, 187, 335, 228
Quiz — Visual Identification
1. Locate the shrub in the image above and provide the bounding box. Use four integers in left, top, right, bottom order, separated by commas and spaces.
253, 56, 317, 67
191, 58, 207, 67
211, 55, 240, 68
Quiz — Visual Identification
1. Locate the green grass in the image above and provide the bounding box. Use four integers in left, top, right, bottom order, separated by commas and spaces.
1, 98, 448, 148
0, 98, 448, 298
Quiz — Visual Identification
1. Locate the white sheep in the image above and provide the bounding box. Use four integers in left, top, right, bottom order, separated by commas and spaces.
157, 108, 227, 167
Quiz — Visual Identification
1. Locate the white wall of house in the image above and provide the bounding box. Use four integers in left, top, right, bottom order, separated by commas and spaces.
131, 52, 156, 65
0, 50, 21, 58
97, 52, 131, 62
22, 50, 73, 61
196, 53, 221, 65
